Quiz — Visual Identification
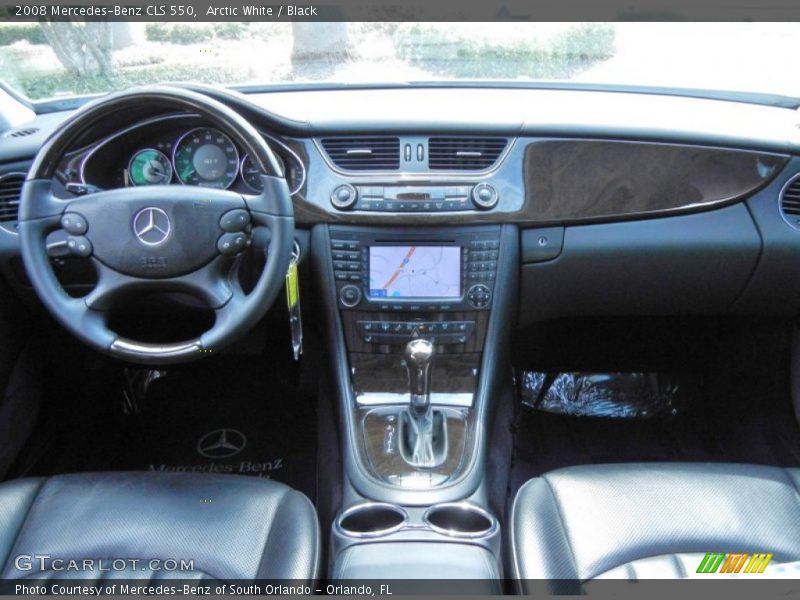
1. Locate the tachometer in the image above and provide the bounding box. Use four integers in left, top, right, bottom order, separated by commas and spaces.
173, 127, 239, 189
128, 149, 173, 186
240, 152, 285, 193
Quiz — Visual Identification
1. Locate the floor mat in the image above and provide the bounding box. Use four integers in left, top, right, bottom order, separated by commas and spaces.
519, 371, 690, 418
20, 356, 317, 502
510, 370, 800, 497
124, 364, 316, 497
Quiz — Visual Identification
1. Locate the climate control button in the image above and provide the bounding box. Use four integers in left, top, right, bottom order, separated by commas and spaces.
471, 183, 499, 210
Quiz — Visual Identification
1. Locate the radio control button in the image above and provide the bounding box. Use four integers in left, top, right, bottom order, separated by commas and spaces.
339, 284, 362, 308
219, 209, 250, 232
467, 283, 492, 309
61, 213, 88, 235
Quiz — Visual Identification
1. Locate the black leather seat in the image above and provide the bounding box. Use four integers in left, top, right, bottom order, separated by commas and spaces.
0, 472, 319, 580
510, 463, 800, 591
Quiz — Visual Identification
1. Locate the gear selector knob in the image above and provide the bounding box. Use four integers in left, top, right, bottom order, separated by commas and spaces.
405, 339, 434, 418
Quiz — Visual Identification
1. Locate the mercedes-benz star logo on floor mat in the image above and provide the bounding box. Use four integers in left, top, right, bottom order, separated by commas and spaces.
196, 428, 247, 459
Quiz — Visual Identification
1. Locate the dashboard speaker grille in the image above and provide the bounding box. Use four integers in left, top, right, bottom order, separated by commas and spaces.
0, 173, 25, 223
428, 137, 508, 170
780, 175, 800, 227
321, 137, 400, 171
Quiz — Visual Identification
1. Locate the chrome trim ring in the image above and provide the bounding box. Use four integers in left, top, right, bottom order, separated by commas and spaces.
334, 502, 409, 539
423, 502, 498, 539
127, 148, 173, 187
171, 126, 239, 190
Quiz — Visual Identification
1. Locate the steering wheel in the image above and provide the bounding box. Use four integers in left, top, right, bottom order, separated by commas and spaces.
18, 86, 294, 365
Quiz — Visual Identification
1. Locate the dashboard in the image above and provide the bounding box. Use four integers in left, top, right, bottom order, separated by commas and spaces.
2, 85, 800, 326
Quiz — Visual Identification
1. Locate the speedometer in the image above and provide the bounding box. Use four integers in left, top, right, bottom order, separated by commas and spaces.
173, 127, 239, 189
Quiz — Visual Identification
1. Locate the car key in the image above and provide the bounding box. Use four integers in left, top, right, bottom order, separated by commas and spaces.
285, 248, 303, 361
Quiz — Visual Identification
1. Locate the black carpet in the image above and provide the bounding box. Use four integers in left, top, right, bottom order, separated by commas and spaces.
18, 355, 318, 503
509, 370, 800, 498
121, 362, 317, 498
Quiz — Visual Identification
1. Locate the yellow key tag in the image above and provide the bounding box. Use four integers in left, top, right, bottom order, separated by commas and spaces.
285, 256, 303, 360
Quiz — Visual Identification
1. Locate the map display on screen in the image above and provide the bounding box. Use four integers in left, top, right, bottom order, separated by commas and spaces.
369, 246, 461, 299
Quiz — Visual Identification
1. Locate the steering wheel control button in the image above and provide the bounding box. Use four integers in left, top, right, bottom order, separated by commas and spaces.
339, 284, 362, 308
132, 206, 171, 247
61, 213, 88, 235
330, 184, 358, 210
472, 183, 499, 210
217, 232, 249, 256
66, 235, 92, 257
220, 209, 251, 232
467, 283, 492, 309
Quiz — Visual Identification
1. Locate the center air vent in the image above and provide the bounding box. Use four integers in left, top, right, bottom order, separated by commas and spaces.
320, 137, 400, 171
0, 173, 25, 223
428, 137, 508, 171
780, 174, 800, 228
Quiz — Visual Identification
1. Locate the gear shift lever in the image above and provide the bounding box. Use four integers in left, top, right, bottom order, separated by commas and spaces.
405, 339, 434, 419
400, 339, 447, 469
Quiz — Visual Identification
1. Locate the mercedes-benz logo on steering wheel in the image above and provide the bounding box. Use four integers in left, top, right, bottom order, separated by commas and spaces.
133, 207, 171, 246
197, 428, 247, 459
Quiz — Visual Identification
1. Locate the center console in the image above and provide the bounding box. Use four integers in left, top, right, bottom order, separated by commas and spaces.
327, 225, 502, 486
311, 220, 518, 583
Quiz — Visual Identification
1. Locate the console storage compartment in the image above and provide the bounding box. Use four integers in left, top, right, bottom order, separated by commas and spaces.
332, 541, 501, 584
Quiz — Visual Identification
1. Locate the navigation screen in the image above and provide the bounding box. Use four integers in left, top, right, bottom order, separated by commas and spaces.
369, 246, 461, 299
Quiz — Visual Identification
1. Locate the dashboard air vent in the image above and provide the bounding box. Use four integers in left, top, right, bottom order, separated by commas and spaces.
321, 137, 400, 171
5, 127, 39, 139
0, 173, 25, 223
781, 175, 800, 227
428, 137, 508, 170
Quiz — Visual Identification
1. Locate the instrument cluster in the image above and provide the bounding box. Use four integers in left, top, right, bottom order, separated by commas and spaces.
74, 118, 306, 196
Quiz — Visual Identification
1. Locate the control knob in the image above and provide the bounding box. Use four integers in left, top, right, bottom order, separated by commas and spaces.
330, 184, 358, 210
339, 284, 362, 308
472, 183, 499, 210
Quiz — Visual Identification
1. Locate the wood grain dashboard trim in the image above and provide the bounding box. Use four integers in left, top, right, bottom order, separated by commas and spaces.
522, 140, 787, 222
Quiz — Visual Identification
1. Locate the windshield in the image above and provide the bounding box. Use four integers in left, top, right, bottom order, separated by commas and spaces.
0, 22, 797, 101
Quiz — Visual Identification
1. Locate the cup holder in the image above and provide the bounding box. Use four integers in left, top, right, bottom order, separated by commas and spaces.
423, 503, 498, 538
336, 503, 408, 538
